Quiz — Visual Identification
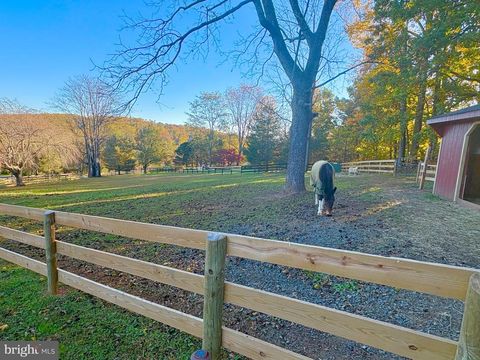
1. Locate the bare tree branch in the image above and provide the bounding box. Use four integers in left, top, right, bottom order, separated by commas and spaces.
315, 61, 382, 88
103, 0, 340, 193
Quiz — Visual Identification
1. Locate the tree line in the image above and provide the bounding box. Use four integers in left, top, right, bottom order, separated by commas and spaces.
341, 0, 479, 163
304, 1, 479, 165
0, 82, 290, 186
179, 86, 289, 167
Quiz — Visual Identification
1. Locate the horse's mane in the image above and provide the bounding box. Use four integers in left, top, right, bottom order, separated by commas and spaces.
319, 163, 334, 194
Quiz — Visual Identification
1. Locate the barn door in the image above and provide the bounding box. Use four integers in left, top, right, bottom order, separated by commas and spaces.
461, 124, 480, 205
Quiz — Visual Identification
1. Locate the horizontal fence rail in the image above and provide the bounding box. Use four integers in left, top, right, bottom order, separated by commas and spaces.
342, 160, 396, 175
0, 173, 78, 185
0, 203, 472, 299
149, 166, 241, 175
417, 162, 437, 183
0, 203, 479, 360
0, 247, 305, 360
240, 163, 288, 173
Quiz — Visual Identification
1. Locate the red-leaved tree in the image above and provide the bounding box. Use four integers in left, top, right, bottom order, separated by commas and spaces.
212, 148, 243, 166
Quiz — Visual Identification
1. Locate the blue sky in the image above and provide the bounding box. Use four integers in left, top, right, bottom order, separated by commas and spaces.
0, 0, 358, 124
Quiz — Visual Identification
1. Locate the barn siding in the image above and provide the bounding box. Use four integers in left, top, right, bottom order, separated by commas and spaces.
434, 122, 473, 200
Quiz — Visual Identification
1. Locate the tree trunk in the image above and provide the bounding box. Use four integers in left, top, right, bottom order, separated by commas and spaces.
13, 171, 25, 187
285, 85, 313, 193
409, 71, 428, 160
305, 118, 313, 171
429, 71, 443, 151
87, 148, 102, 177
237, 143, 243, 166
90, 160, 101, 177
208, 130, 214, 166
397, 96, 408, 165
432, 70, 445, 117
143, 164, 148, 174
87, 153, 94, 178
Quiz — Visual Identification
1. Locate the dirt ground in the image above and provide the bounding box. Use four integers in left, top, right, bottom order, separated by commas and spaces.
1, 173, 479, 359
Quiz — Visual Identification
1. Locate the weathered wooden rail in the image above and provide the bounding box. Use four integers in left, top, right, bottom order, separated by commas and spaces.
0, 173, 78, 185
0, 203, 478, 360
417, 163, 437, 183
342, 160, 397, 175
149, 166, 239, 175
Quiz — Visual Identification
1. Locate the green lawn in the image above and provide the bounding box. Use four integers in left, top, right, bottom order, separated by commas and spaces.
0, 173, 271, 360
0, 173, 283, 360
0, 172, 479, 360
0, 262, 200, 360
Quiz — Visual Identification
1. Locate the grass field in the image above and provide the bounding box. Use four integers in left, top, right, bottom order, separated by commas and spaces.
0, 263, 201, 359
0, 172, 479, 360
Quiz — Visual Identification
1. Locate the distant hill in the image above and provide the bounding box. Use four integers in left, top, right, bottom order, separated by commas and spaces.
0, 113, 191, 146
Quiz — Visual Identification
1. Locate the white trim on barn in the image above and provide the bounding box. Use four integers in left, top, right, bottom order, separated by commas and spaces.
454, 121, 480, 202
433, 139, 442, 195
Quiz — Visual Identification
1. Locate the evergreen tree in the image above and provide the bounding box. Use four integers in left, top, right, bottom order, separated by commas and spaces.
175, 141, 195, 166
245, 98, 282, 164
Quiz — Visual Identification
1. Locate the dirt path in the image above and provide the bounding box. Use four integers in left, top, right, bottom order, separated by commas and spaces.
1, 173, 479, 359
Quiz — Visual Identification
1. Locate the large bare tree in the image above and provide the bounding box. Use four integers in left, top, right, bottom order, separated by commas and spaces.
225, 84, 263, 164
53, 75, 122, 177
104, 0, 339, 193
0, 102, 76, 186
0, 118, 44, 186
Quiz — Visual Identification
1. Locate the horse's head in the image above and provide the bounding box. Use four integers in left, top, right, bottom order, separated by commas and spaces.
322, 187, 337, 216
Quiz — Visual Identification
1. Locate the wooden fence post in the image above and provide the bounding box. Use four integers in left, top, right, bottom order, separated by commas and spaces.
455, 273, 480, 360
44, 210, 58, 295
202, 232, 227, 360
419, 146, 431, 190
416, 162, 422, 183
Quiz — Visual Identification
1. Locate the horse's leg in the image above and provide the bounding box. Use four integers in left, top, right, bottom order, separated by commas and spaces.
318, 199, 324, 216
315, 193, 318, 205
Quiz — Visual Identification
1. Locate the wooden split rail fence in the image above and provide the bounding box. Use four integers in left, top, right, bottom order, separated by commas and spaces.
417, 146, 437, 191
0, 203, 479, 360
342, 160, 397, 175
417, 163, 437, 185
0, 174, 78, 185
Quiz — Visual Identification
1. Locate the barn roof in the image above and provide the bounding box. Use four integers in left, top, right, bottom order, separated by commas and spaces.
427, 104, 480, 125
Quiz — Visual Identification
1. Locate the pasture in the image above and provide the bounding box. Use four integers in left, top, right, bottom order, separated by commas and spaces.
0, 172, 479, 360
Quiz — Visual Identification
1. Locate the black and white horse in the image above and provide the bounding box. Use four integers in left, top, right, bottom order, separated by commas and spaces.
309, 160, 337, 216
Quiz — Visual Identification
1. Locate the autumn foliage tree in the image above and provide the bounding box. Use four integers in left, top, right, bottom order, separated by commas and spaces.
212, 148, 243, 166
103, 135, 137, 174
187, 92, 227, 165
136, 124, 170, 173
348, 0, 480, 162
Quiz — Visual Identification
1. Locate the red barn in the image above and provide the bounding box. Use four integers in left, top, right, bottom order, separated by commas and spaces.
428, 105, 480, 209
